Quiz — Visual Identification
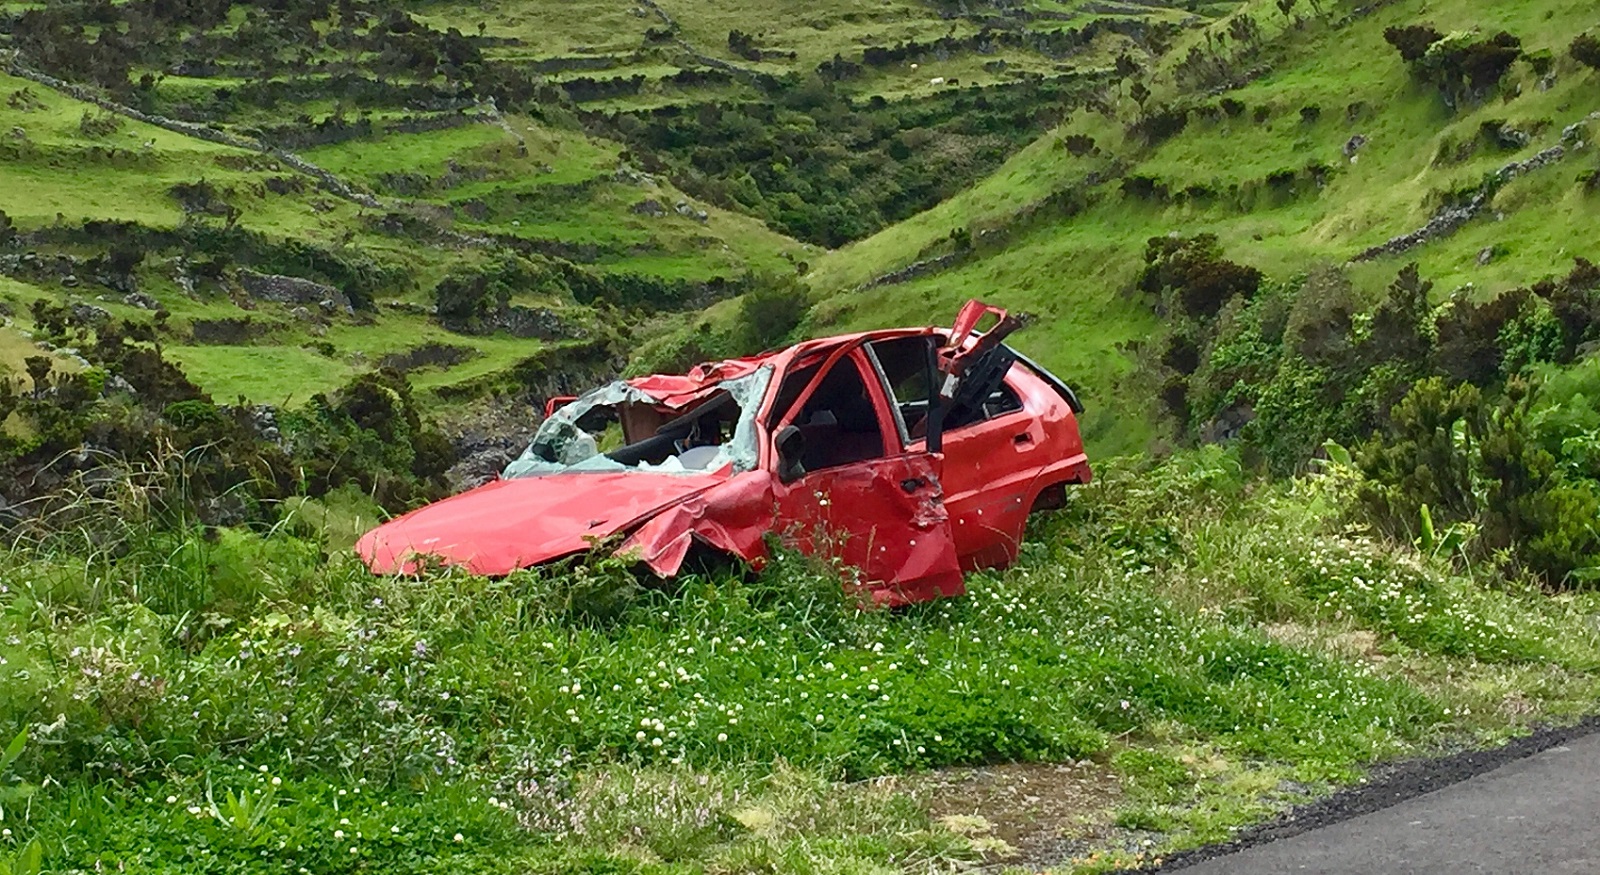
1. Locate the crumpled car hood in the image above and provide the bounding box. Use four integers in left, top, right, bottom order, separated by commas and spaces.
356, 471, 726, 576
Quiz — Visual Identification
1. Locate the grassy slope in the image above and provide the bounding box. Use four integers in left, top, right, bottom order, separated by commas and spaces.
0, 62, 799, 404
3, 0, 1195, 408
803, 0, 1600, 457
7, 449, 1600, 873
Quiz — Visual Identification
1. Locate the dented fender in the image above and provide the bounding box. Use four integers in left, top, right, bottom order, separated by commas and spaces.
616, 472, 777, 575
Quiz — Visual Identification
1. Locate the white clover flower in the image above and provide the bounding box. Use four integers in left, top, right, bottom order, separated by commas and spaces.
334, 830, 345, 840
271, 776, 282, 786
166, 795, 178, 804
454, 833, 464, 842
717, 733, 728, 742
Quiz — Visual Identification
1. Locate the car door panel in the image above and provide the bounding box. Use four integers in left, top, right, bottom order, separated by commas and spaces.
938, 405, 1036, 570
773, 453, 965, 605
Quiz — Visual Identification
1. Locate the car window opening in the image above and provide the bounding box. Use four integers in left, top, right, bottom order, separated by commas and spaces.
868, 335, 1023, 440
502, 366, 774, 478
769, 354, 886, 474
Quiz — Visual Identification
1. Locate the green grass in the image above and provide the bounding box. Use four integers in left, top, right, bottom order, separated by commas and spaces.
797, 0, 1600, 460
165, 344, 360, 405
5, 448, 1600, 872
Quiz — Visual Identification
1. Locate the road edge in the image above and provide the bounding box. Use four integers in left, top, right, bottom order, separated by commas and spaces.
1120, 713, 1600, 873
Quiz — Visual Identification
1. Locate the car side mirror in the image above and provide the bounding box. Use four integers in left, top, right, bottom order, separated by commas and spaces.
774, 425, 805, 484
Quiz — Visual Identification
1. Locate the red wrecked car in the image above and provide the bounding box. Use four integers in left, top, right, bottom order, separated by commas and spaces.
357, 300, 1091, 605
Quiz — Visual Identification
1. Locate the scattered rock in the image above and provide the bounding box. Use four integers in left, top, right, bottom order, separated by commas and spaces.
1477, 247, 1496, 266
1342, 134, 1367, 159
1489, 124, 1530, 150
379, 342, 477, 373
632, 198, 668, 217
1353, 145, 1566, 262
487, 305, 584, 341
69, 302, 110, 324
614, 164, 657, 186
238, 269, 353, 313
123, 291, 160, 310
1562, 112, 1600, 144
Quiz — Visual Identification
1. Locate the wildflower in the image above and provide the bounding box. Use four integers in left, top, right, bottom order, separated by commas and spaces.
636, 731, 647, 741
166, 795, 178, 804
334, 830, 345, 840
271, 776, 282, 786
391, 826, 401, 834
188, 805, 202, 815
717, 733, 728, 742
454, 833, 464, 842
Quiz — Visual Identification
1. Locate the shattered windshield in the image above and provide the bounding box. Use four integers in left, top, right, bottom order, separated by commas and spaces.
502, 366, 774, 479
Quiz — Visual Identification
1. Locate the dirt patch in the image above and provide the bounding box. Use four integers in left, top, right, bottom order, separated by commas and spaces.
1262, 622, 1385, 663
900, 760, 1124, 866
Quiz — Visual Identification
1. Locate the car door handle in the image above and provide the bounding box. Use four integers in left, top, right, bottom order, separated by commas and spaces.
1013, 431, 1033, 445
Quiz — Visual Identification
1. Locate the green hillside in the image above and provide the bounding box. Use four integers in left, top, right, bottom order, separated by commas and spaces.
0, 0, 1206, 412
10, 2, 1600, 873
799, 0, 1600, 456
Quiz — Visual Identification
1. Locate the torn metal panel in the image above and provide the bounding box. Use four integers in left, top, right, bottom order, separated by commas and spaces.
616, 473, 776, 575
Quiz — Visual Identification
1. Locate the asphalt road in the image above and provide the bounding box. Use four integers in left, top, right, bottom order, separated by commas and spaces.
1172, 728, 1600, 874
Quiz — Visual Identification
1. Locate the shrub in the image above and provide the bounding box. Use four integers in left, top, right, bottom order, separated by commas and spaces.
1571, 33, 1600, 72
736, 277, 808, 353
1355, 377, 1483, 539
1138, 233, 1263, 319
1413, 30, 1523, 107
1383, 24, 1443, 63
1432, 288, 1533, 386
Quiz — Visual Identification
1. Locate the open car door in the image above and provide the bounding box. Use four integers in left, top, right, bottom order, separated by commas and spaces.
927, 300, 1027, 449
769, 341, 964, 605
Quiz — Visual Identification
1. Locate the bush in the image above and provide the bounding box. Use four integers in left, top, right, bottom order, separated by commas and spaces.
1571, 33, 1600, 72
736, 277, 808, 353
1138, 234, 1263, 319
1409, 30, 1523, 107
1383, 24, 1443, 63
1355, 377, 1483, 539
